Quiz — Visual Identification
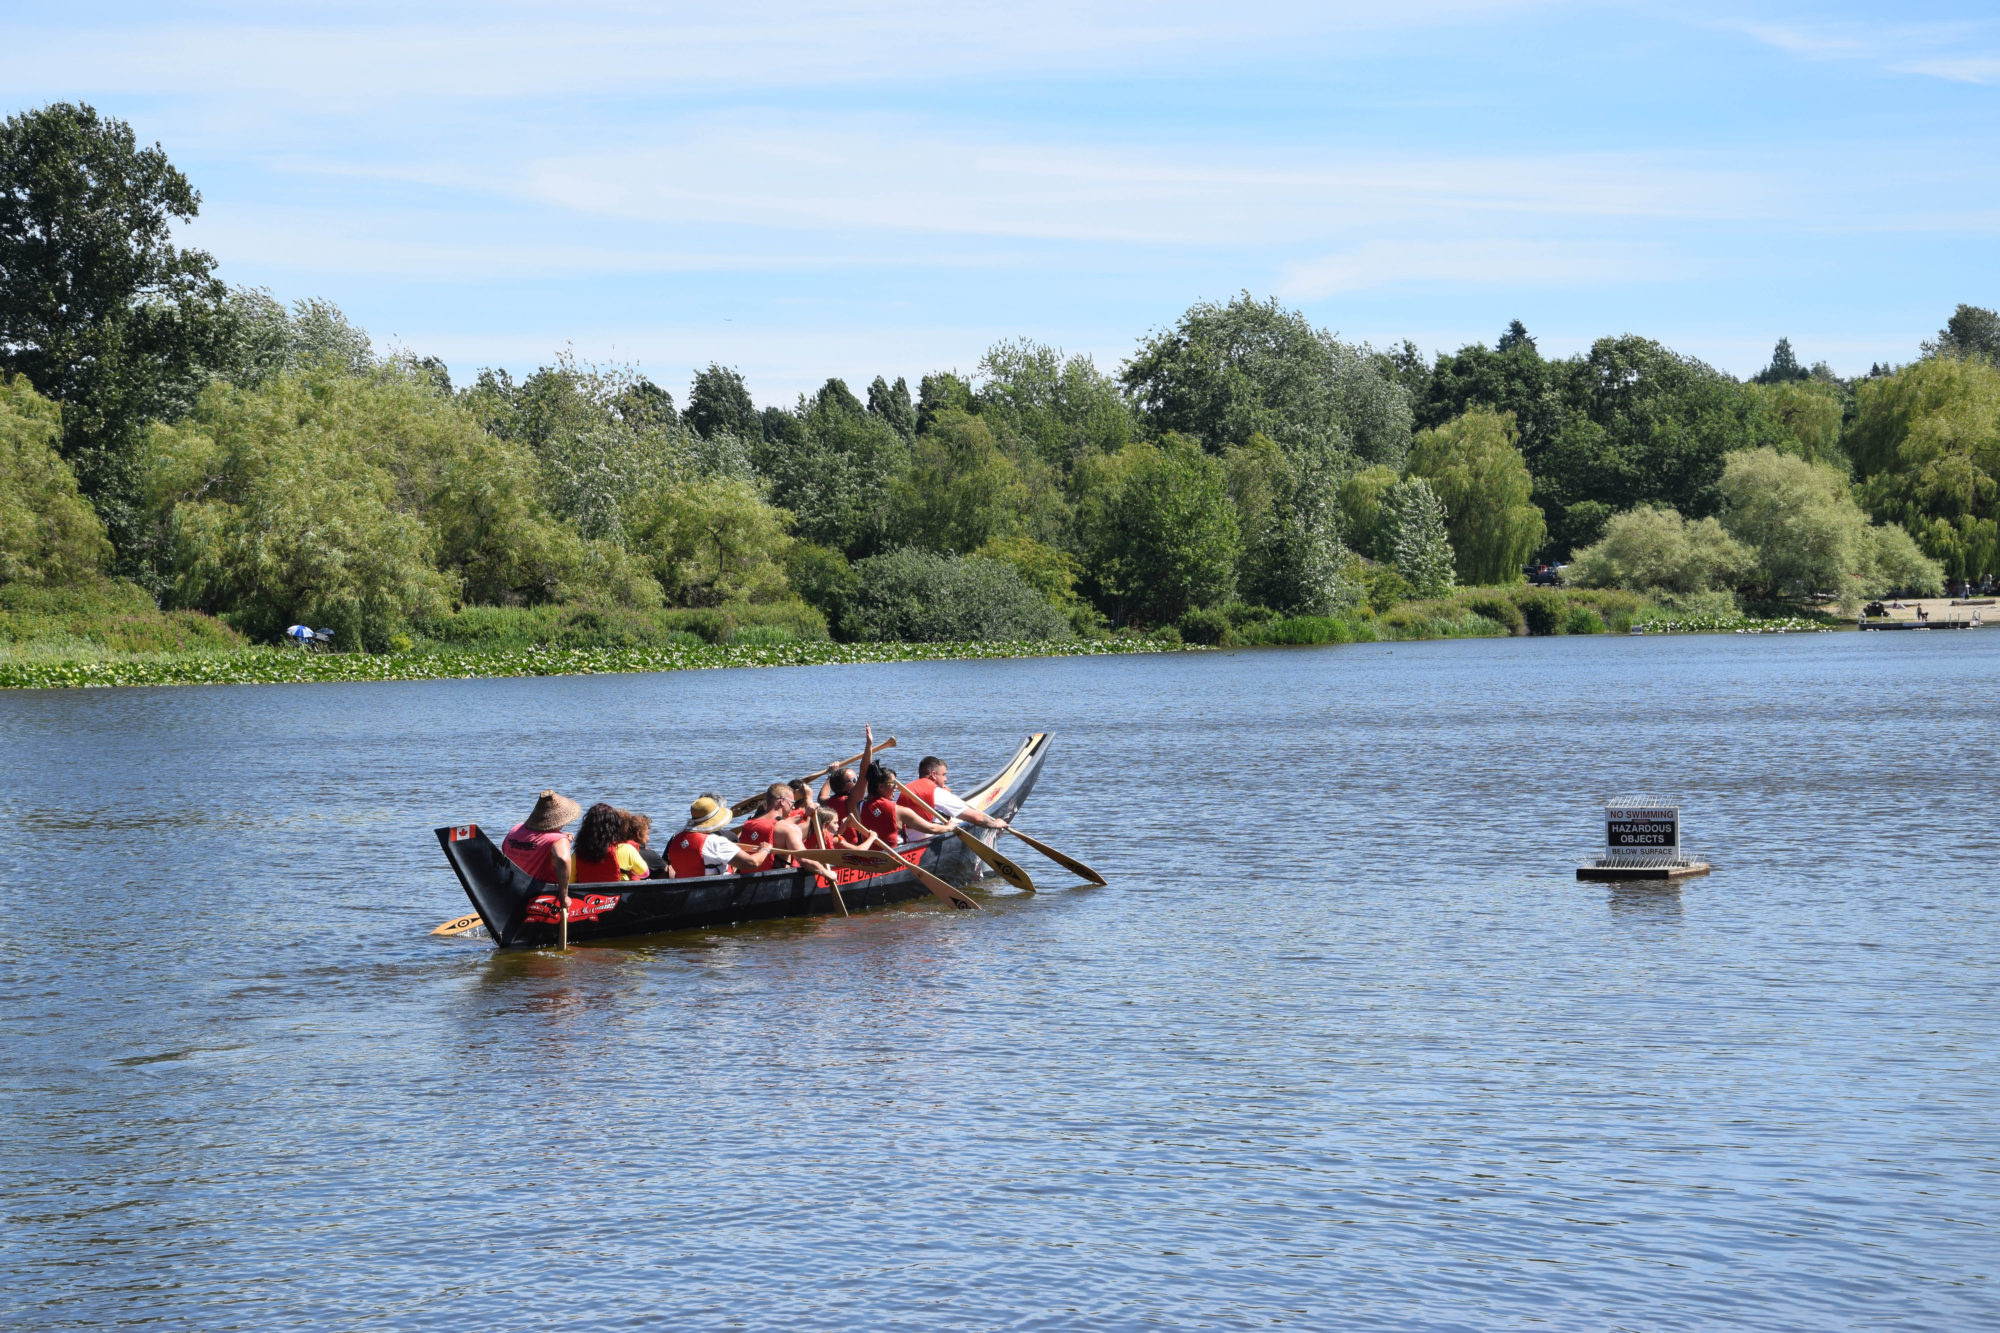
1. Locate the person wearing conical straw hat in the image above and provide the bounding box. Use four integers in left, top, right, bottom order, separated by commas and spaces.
666, 793, 776, 878
502, 790, 580, 887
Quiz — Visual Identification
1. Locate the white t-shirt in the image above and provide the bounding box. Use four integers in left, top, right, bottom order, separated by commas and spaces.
929, 786, 970, 819
698, 832, 742, 873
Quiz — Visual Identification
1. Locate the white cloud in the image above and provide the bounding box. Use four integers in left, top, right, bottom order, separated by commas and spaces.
1728, 16, 2000, 84
1, 1, 1556, 102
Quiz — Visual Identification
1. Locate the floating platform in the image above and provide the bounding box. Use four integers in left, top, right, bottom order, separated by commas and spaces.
1578, 861, 1712, 882
1858, 620, 1977, 631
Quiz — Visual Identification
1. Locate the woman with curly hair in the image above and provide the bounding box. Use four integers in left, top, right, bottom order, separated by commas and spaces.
570, 802, 649, 884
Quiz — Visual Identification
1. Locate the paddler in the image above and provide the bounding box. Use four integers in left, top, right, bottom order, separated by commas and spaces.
856, 760, 954, 848
502, 790, 580, 886
736, 782, 813, 871
666, 794, 775, 877
898, 755, 1010, 833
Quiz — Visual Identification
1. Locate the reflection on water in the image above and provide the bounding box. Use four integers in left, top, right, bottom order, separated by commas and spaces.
1606, 884, 1686, 921
3, 631, 1998, 1330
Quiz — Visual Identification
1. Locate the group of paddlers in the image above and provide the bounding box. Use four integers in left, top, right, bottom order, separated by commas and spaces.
498, 726, 1007, 890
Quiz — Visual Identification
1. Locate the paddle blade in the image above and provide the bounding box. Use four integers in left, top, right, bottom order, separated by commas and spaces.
954, 828, 1036, 893
1003, 828, 1107, 886
430, 913, 484, 936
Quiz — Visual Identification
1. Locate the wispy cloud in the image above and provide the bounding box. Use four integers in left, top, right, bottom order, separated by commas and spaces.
1729, 16, 2000, 84
2, 1, 1556, 102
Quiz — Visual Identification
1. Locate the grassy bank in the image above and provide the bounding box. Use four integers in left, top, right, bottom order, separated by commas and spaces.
0, 581, 1849, 691
1189, 585, 1840, 647
0, 637, 1192, 690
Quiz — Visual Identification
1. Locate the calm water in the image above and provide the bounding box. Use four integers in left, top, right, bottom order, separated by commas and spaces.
3, 632, 1997, 1330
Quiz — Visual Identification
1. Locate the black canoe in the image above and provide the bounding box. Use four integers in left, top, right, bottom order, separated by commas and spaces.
435, 732, 1052, 946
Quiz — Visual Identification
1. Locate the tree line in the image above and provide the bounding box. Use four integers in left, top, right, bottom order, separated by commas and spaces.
3, 103, 1995, 651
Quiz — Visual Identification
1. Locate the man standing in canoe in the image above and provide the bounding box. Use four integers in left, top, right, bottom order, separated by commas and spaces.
899, 756, 1010, 834
502, 790, 580, 886
667, 794, 775, 877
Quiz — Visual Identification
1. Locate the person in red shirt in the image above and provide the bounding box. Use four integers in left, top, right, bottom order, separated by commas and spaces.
666, 795, 774, 878
737, 783, 813, 872
898, 756, 1010, 833
856, 761, 953, 848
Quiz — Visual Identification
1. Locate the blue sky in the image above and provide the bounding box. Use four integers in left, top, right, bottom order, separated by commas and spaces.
5, 1, 1997, 402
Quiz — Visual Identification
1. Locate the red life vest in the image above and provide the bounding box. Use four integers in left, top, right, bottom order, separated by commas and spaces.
667, 830, 713, 879
859, 794, 902, 846
501, 825, 569, 883
571, 849, 637, 883
898, 777, 939, 817
737, 812, 783, 873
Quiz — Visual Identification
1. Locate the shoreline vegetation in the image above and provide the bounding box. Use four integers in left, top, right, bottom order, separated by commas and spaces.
4, 105, 1995, 695
1, 584, 1844, 691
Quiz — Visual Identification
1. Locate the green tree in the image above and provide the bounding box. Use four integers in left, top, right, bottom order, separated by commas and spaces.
843, 548, 1071, 642
1082, 437, 1240, 624
1566, 505, 1754, 595
1922, 304, 2000, 367
1406, 408, 1547, 583
683, 363, 761, 441
976, 338, 1133, 465
1719, 446, 1943, 606
1845, 356, 2000, 580
1335, 464, 1400, 561
753, 382, 908, 555
887, 410, 1028, 552
915, 370, 974, 435
866, 375, 915, 441
0, 376, 111, 585
1748, 378, 1848, 469
0, 103, 229, 551
1121, 293, 1412, 466
1384, 477, 1454, 597
783, 542, 859, 636
627, 478, 793, 606
1752, 337, 1809, 384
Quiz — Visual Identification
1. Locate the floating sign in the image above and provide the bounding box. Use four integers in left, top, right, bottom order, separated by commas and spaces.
1605, 804, 1678, 854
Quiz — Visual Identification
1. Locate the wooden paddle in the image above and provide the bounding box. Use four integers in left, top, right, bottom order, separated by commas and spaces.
731, 737, 896, 817
999, 827, 1106, 887
888, 777, 1037, 893
838, 817, 981, 911
430, 912, 484, 936
892, 775, 1101, 887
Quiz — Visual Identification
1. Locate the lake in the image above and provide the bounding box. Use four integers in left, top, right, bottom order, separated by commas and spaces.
3, 631, 1996, 1330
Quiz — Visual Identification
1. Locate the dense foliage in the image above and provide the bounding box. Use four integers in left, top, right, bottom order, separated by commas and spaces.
3, 102, 1995, 665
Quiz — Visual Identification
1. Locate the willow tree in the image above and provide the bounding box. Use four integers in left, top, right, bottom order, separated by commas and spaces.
1406, 408, 1545, 584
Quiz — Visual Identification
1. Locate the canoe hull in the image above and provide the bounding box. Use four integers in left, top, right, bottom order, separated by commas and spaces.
435, 732, 1050, 946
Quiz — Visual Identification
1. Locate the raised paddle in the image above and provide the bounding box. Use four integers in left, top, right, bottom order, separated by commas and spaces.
888, 776, 1038, 893
731, 737, 897, 817
839, 816, 981, 911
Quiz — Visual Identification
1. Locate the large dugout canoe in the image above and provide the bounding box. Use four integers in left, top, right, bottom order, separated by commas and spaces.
435, 733, 1052, 947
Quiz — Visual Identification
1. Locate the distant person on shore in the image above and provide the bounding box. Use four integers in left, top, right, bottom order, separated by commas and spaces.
502, 790, 579, 886
570, 802, 649, 883
666, 795, 773, 877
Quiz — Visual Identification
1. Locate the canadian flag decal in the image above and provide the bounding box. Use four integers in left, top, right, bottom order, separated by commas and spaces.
450, 824, 475, 841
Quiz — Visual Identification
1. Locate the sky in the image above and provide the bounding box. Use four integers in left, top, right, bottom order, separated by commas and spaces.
4, 0, 1997, 403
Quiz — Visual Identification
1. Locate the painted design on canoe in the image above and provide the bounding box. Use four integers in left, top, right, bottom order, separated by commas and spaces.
435, 733, 1048, 946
